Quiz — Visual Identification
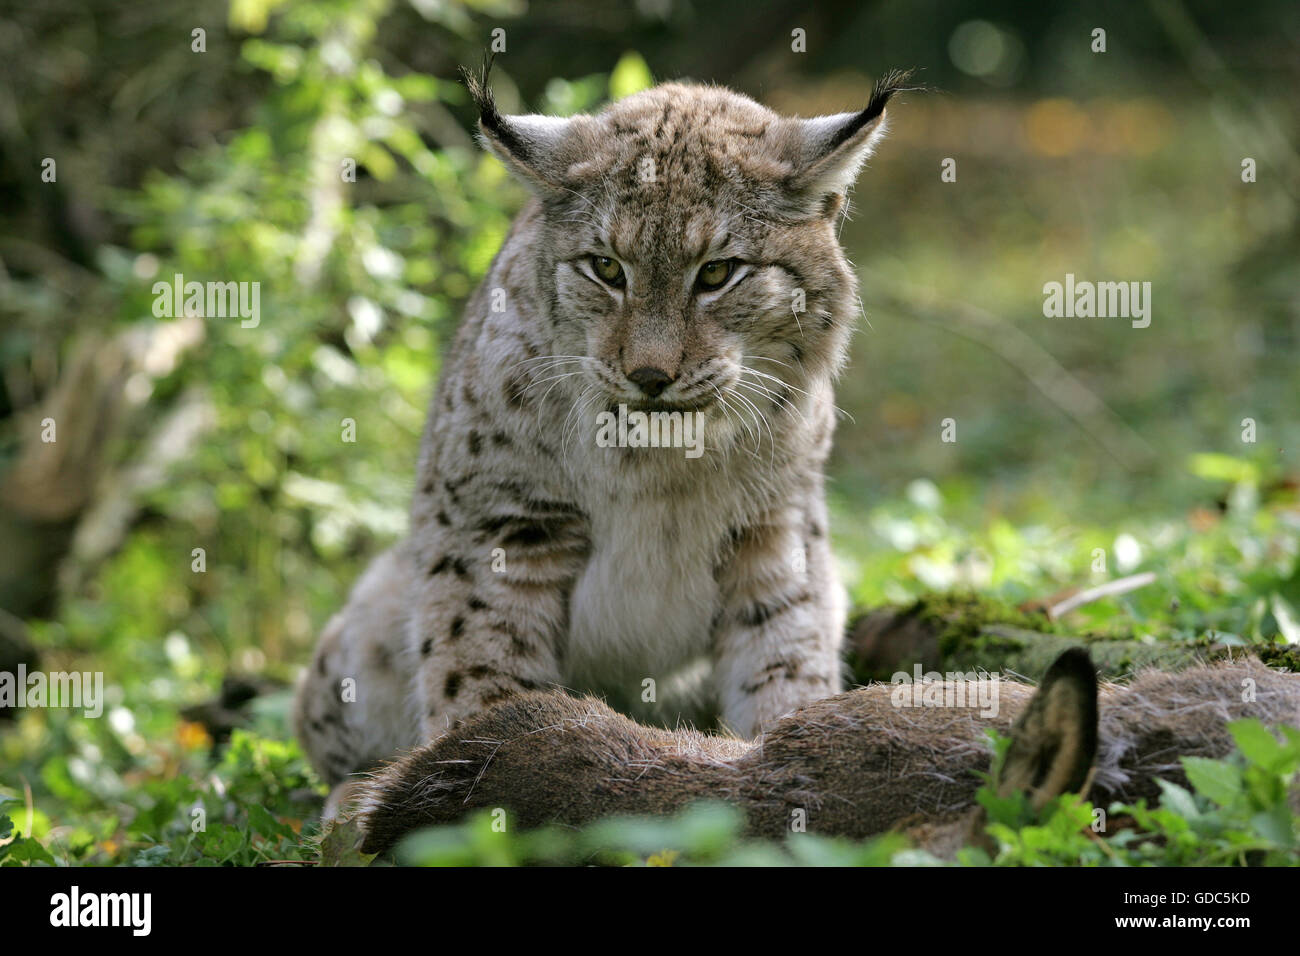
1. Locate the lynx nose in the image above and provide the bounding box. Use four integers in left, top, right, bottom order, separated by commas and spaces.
627, 366, 673, 398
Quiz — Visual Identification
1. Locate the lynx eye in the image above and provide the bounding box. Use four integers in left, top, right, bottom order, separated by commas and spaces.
590, 255, 625, 287
696, 259, 736, 291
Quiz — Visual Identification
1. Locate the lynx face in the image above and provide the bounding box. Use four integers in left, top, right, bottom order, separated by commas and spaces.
552, 201, 759, 416
470, 75, 909, 429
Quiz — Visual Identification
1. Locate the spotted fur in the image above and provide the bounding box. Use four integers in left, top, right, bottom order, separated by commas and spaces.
296, 70, 911, 785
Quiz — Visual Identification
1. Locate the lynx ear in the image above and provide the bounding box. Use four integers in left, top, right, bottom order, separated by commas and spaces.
997, 648, 1098, 810
786, 69, 913, 217
460, 55, 577, 192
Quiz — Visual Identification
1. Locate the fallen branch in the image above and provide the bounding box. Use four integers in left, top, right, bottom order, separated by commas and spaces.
1046, 572, 1158, 621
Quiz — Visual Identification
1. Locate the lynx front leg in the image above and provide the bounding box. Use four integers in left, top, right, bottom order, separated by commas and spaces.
713, 508, 845, 738
410, 514, 585, 735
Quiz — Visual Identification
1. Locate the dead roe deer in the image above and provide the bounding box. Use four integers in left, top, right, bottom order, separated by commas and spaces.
353, 650, 1300, 856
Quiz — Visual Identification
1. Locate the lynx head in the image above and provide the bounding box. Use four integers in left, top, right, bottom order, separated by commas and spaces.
464, 63, 910, 426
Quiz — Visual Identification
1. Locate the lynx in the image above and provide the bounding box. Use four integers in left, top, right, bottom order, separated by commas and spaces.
295, 64, 914, 785
353, 651, 1300, 857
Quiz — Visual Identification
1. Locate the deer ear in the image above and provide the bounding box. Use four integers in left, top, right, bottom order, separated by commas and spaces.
460, 57, 577, 193
998, 648, 1098, 810
785, 69, 912, 218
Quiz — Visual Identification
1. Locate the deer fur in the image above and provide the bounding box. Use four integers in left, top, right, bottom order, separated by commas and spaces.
350, 652, 1299, 857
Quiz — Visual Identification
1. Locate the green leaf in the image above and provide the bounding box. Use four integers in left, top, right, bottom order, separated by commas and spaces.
5, 837, 56, 866
1181, 756, 1243, 807
1270, 594, 1300, 645
1250, 806, 1296, 847
1155, 779, 1200, 820
609, 51, 653, 101
130, 845, 172, 867
1187, 453, 1257, 485
318, 815, 376, 868
246, 804, 295, 841
1229, 720, 1285, 772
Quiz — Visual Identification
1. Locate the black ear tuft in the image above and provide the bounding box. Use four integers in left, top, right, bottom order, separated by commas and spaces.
457, 49, 496, 118
458, 51, 513, 149
865, 68, 919, 122
784, 68, 921, 215
823, 68, 920, 153
458, 50, 551, 174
